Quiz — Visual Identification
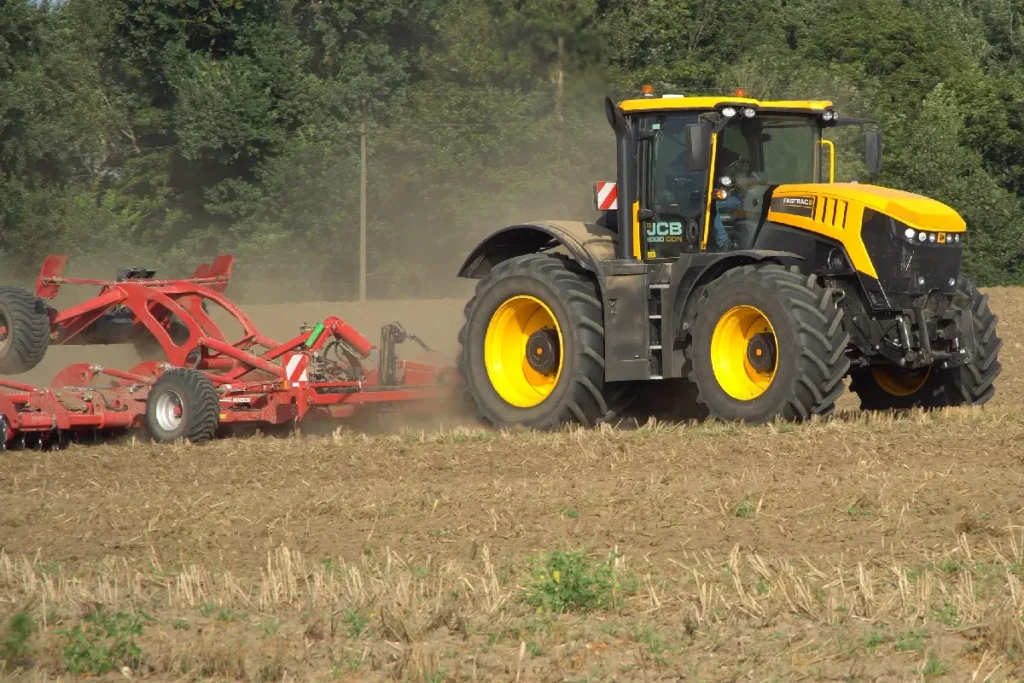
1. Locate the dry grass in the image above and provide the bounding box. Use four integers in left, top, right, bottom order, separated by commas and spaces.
2, 530, 1024, 679
1, 287, 1024, 680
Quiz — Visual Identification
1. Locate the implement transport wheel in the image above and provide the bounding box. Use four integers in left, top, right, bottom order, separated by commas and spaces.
687, 264, 850, 424
849, 276, 1001, 410
458, 253, 631, 429
145, 368, 220, 443
0, 286, 50, 375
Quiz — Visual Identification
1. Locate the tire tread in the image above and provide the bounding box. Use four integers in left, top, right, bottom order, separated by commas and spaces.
685, 263, 851, 423
0, 286, 50, 375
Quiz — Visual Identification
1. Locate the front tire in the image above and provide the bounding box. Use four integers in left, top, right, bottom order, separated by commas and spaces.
849, 276, 1001, 410
145, 368, 220, 443
457, 254, 624, 429
686, 264, 851, 424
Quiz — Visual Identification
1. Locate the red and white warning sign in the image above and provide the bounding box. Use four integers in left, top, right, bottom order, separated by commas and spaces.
594, 181, 618, 210
283, 353, 310, 385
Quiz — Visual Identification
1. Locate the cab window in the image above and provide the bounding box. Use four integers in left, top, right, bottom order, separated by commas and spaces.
638, 113, 705, 260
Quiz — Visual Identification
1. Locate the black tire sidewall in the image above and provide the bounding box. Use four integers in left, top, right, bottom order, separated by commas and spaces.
0, 288, 49, 373
690, 274, 802, 423
145, 370, 218, 442
464, 272, 580, 426
0, 301, 14, 357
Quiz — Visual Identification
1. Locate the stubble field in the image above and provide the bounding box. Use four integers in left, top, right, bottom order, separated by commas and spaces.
2, 288, 1024, 681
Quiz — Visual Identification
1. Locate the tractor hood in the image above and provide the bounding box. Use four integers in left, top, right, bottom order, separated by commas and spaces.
771, 183, 966, 233
764, 183, 966, 282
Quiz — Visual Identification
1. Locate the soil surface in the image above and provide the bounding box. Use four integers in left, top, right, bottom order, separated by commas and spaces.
0, 288, 1022, 680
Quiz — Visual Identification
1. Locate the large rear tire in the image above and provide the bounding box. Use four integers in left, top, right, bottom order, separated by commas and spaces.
0, 286, 50, 375
457, 253, 629, 429
849, 276, 1001, 410
686, 264, 851, 424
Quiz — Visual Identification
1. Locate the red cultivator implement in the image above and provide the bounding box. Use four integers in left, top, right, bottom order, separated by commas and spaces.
0, 256, 460, 449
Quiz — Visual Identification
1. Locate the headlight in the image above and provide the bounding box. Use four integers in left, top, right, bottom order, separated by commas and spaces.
904, 227, 915, 239
928, 233, 936, 243
722, 106, 737, 118
918, 232, 927, 241
742, 107, 755, 118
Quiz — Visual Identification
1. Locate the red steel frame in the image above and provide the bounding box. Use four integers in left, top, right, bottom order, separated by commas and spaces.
0, 255, 460, 448
36, 254, 279, 368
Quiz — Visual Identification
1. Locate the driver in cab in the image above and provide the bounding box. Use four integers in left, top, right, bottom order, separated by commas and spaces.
711, 147, 760, 251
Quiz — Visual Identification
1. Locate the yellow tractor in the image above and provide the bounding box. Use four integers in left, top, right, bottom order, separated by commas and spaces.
455, 86, 1002, 428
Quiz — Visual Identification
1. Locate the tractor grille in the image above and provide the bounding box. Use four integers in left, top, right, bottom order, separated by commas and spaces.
860, 209, 962, 297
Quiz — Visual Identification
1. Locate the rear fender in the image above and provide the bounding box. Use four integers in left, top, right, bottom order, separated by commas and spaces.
457, 221, 617, 279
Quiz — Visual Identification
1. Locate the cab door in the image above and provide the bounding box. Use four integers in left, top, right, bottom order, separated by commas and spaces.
636, 112, 708, 261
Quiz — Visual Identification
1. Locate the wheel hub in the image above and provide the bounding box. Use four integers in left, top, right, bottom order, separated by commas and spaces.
526, 328, 560, 374
710, 304, 779, 401
746, 332, 776, 373
484, 295, 564, 408
154, 390, 184, 432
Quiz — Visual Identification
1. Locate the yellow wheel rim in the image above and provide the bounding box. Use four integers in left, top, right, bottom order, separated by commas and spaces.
871, 366, 930, 397
484, 295, 564, 408
710, 305, 778, 401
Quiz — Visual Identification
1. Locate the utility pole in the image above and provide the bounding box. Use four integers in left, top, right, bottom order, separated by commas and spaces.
555, 36, 565, 122
359, 96, 367, 302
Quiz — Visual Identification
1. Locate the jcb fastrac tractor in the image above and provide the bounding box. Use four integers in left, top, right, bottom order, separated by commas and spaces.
455, 86, 1002, 428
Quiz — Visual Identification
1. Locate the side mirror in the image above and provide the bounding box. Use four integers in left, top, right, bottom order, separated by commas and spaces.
686, 121, 713, 171
604, 96, 626, 134
865, 130, 882, 176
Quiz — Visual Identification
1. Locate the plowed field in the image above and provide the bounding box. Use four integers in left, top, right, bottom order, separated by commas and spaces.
2, 288, 1024, 681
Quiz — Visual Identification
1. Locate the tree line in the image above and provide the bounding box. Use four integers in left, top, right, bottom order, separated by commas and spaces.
2, 0, 1024, 300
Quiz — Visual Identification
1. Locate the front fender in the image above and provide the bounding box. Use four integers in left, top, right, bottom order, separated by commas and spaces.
670, 249, 806, 344
457, 221, 617, 279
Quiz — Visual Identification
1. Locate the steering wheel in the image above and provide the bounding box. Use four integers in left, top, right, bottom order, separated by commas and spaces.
720, 155, 753, 176
716, 159, 755, 208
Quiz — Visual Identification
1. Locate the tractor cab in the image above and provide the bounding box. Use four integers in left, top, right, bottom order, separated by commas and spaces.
597, 86, 881, 263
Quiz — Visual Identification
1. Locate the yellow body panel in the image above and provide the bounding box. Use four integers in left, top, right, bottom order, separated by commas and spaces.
619, 96, 833, 114
700, 132, 720, 250
820, 140, 835, 183
778, 183, 966, 233
767, 184, 967, 280
632, 200, 641, 259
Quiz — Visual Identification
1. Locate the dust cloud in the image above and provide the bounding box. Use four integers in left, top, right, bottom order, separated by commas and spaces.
5, 79, 628, 431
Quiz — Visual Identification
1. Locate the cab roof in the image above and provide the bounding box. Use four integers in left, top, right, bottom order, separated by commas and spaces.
618, 95, 835, 115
